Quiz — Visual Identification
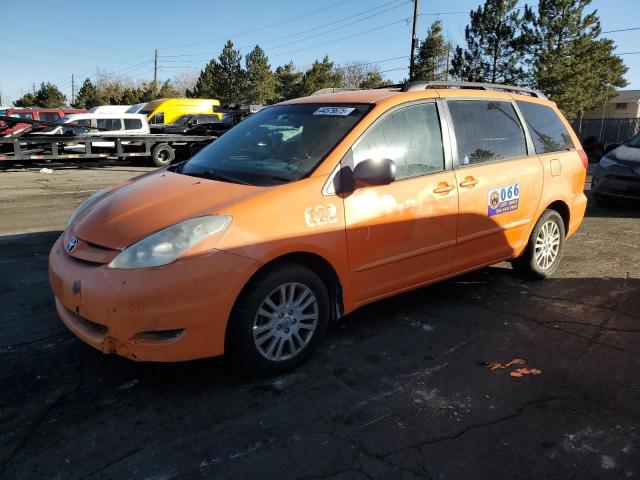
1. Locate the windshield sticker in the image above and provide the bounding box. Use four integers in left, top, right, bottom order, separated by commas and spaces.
488, 184, 519, 217
313, 106, 356, 116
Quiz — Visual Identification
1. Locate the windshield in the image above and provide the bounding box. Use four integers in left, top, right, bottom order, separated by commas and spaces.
172, 115, 192, 126
180, 103, 370, 186
628, 133, 640, 147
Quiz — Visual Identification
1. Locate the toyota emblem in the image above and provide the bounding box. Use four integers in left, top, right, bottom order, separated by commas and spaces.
66, 236, 78, 253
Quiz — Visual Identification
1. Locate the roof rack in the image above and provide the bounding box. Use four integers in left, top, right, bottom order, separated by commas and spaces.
401, 81, 547, 99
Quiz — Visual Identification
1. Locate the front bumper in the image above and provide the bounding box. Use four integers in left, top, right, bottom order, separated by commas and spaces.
49, 235, 260, 362
592, 164, 640, 200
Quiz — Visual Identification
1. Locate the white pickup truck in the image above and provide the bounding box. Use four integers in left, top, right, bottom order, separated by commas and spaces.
41, 113, 149, 151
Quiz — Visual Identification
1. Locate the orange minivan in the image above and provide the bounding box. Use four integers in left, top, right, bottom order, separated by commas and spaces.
49, 81, 588, 372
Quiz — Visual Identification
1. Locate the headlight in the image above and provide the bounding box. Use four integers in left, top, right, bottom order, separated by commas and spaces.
599, 156, 618, 168
108, 215, 231, 269
67, 188, 109, 228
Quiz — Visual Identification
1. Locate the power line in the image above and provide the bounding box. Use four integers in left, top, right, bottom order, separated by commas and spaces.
160, 0, 353, 50
617, 51, 640, 55
159, 0, 411, 60
269, 17, 412, 59
602, 27, 640, 34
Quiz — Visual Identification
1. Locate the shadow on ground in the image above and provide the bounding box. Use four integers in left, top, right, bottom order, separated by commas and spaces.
1, 231, 639, 480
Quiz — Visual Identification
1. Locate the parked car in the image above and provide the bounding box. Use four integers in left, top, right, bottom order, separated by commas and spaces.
126, 103, 147, 114
149, 113, 222, 134
39, 112, 149, 151
0, 108, 87, 136
89, 105, 132, 113
139, 98, 222, 125
49, 81, 587, 373
591, 132, 640, 203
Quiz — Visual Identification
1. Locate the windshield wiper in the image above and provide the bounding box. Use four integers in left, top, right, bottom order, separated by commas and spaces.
187, 169, 251, 185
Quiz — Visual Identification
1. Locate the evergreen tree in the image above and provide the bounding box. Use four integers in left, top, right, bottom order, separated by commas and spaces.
187, 58, 221, 99
217, 40, 246, 105
188, 40, 246, 105
450, 0, 527, 84
527, 0, 627, 117
72, 78, 99, 108
22, 82, 67, 108
245, 45, 276, 104
359, 71, 392, 89
14, 92, 36, 107
274, 62, 303, 101
297, 56, 342, 97
413, 20, 451, 82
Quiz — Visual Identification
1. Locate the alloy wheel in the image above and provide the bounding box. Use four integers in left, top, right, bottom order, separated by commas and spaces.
252, 282, 319, 362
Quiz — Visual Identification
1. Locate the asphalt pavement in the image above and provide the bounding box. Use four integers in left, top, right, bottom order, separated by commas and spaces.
0, 161, 638, 479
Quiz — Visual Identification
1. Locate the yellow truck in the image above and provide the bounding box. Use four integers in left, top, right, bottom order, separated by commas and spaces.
140, 98, 222, 125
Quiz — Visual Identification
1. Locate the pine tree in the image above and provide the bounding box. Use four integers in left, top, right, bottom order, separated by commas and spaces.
297, 56, 342, 97
216, 40, 246, 105
72, 79, 99, 108
450, 0, 527, 84
413, 20, 451, 82
359, 71, 392, 89
22, 82, 67, 108
187, 58, 221, 99
274, 62, 303, 101
527, 0, 627, 117
14, 92, 36, 107
245, 45, 276, 105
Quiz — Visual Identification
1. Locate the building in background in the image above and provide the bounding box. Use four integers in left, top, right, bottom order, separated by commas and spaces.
573, 90, 640, 150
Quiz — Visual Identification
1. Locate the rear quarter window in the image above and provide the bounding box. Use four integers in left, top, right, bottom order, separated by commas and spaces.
124, 118, 143, 130
516, 101, 574, 154
39, 112, 60, 122
448, 100, 527, 165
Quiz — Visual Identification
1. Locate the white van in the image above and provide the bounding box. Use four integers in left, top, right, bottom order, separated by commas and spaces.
41, 113, 149, 151
89, 105, 132, 113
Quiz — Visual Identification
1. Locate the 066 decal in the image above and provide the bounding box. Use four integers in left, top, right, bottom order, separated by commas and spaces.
488, 184, 519, 217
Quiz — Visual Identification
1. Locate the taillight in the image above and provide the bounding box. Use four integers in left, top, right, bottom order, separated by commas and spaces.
578, 149, 588, 169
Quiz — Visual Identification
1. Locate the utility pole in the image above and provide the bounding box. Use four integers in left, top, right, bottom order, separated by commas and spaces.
445, 44, 451, 81
71, 74, 75, 105
409, 0, 419, 81
154, 49, 158, 84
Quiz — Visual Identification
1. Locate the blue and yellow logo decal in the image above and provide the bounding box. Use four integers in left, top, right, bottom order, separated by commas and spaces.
488, 184, 519, 217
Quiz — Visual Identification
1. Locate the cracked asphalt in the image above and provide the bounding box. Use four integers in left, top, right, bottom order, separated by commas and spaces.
0, 161, 639, 479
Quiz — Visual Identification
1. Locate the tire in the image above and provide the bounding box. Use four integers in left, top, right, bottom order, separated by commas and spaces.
151, 143, 175, 168
226, 263, 330, 374
511, 209, 565, 280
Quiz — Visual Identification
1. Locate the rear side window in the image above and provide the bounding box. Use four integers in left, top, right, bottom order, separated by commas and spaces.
10, 112, 33, 119
448, 100, 527, 165
124, 118, 142, 130
96, 118, 122, 131
353, 103, 444, 180
516, 101, 574, 154
39, 112, 60, 122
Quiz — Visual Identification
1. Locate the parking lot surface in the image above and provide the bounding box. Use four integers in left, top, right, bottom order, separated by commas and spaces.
1, 162, 639, 479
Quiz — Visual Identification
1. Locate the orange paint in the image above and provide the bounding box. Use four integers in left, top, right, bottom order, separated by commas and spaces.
49, 86, 587, 362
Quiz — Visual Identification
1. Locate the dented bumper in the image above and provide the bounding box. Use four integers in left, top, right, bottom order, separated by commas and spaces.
49, 235, 260, 362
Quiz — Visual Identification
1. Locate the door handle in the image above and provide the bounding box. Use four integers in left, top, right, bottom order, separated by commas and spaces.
433, 182, 455, 194
459, 176, 479, 188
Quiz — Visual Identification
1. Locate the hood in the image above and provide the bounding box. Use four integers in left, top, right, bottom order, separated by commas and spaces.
607, 144, 640, 166
73, 170, 268, 250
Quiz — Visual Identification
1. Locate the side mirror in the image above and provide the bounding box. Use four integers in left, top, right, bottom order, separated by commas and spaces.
352, 158, 396, 188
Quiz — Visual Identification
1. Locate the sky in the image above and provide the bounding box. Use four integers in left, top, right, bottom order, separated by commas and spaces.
0, 0, 638, 106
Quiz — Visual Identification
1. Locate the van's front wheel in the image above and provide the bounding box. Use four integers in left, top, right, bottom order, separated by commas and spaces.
512, 209, 565, 279
227, 263, 330, 373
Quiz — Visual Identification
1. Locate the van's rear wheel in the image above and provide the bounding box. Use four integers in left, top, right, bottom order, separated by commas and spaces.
511, 209, 565, 279
151, 143, 175, 168
227, 263, 330, 373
